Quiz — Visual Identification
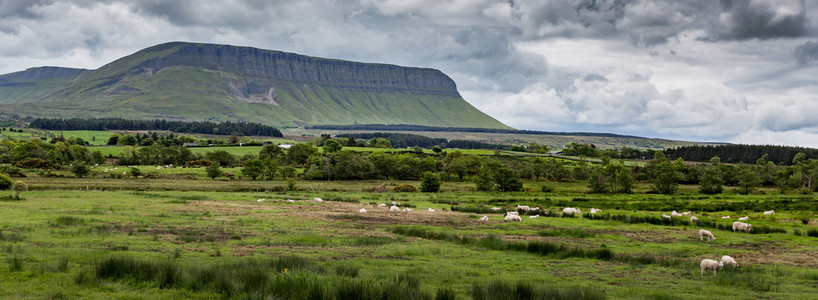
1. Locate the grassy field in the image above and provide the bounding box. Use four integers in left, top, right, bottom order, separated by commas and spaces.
1, 170, 817, 299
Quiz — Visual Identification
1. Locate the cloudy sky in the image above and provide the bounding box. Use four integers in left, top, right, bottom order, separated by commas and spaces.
2, 0, 818, 146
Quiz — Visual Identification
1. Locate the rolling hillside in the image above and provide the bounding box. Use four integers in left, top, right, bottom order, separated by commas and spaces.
0, 42, 509, 129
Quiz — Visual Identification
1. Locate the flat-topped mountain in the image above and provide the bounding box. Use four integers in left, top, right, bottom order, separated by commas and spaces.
0, 42, 509, 129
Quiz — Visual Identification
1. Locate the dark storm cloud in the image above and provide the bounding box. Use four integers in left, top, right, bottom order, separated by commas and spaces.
795, 41, 818, 64
712, 0, 808, 40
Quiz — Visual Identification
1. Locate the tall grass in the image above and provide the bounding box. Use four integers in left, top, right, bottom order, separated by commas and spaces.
53, 216, 85, 226
537, 228, 595, 238
471, 280, 606, 300
0, 230, 26, 242
582, 213, 788, 234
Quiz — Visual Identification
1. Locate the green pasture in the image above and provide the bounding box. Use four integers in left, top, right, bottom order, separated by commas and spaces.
1, 173, 817, 299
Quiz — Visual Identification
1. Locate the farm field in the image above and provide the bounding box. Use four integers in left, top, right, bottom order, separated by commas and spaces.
2, 176, 817, 299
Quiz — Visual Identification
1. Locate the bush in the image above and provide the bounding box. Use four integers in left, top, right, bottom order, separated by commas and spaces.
393, 184, 418, 193
70, 161, 91, 178
420, 172, 441, 193
13, 158, 59, 170
0, 165, 25, 177
184, 160, 213, 168
206, 163, 222, 179
129, 167, 142, 178
0, 174, 11, 190
11, 181, 27, 199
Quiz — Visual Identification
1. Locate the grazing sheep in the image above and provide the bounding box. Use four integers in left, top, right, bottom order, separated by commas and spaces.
700, 259, 724, 275
286, 199, 295, 203
563, 207, 581, 214
389, 205, 400, 212
764, 210, 775, 215
662, 214, 671, 219
590, 208, 601, 214
504, 212, 522, 222
359, 208, 367, 213
690, 216, 699, 223
490, 207, 502, 211
721, 255, 739, 267
403, 208, 414, 212
506, 211, 520, 216
427, 208, 436, 212
529, 215, 539, 219
738, 216, 749, 221
313, 197, 324, 202
721, 216, 730, 219
671, 210, 682, 217
378, 204, 387, 208
732, 221, 752, 233
478, 216, 489, 221
531, 207, 540, 211
257, 198, 265, 203
682, 211, 692, 216
516, 205, 531, 212
698, 229, 715, 241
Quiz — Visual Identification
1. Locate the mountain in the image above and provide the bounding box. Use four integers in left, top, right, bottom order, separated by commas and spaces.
0, 42, 510, 129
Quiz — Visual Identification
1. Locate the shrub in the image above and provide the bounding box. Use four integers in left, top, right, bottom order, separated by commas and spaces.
70, 161, 90, 178
393, 184, 418, 193
184, 160, 213, 168
420, 172, 441, 193
13, 158, 59, 170
129, 167, 142, 178
206, 163, 222, 179
11, 180, 27, 199
0, 165, 24, 177
0, 174, 11, 190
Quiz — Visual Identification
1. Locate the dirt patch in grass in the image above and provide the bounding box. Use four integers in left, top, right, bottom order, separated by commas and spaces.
594, 228, 686, 244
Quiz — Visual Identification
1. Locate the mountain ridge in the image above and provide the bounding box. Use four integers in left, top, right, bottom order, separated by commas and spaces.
0, 41, 510, 129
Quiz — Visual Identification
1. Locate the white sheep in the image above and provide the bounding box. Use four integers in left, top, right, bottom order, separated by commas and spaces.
563, 207, 581, 214
690, 216, 699, 222
721, 216, 730, 219
531, 207, 540, 211
682, 211, 692, 216
721, 255, 739, 267
698, 229, 715, 241
257, 198, 265, 203
427, 208, 436, 212
671, 210, 682, 217
516, 205, 531, 212
402, 208, 414, 212
378, 203, 387, 208
506, 211, 520, 216
529, 215, 539, 219
359, 208, 367, 213
504, 212, 522, 222
700, 259, 724, 275
478, 216, 489, 222
764, 210, 775, 215
738, 216, 749, 221
389, 205, 400, 212
286, 199, 295, 203
490, 207, 502, 211
313, 197, 323, 202
732, 221, 752, 233
662, 214, 671, 219
590, 208, 601, 214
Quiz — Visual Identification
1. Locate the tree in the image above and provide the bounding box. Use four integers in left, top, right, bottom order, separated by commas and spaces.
793, 152, 807, 165
70, 161, 91, 178
737, 165, 761, 195
432, 146, 443, 154
474, 168, 495, 191
281, 166, 296, 179
494, 167, 523, 192
206, 150, 236, 167
11, 180, 27, 199
323, 139, 343, 153
698, 167, 723, 194
206, 163, 222, 180
129, 166, 142, 178
651, 160, 680, 195
287, 143, 317, 165
420, 171, 441, 193
259, 144, 285, 162
241, 159, 265, 180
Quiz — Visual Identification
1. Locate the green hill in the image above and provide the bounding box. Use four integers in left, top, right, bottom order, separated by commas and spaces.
0, 42, 510, 129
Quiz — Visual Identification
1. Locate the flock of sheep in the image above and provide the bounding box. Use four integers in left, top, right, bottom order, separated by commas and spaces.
258, 196, 777, 277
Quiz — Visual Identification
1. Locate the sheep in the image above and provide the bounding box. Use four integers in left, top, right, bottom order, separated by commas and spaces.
682, 211, 692, 216
721, 255, 739, 267
427, 208, 436, 212
378, 204, 387, 208
738, 216, 749, 221
732, 221, 752, 233
764, 210, 775, 215
529, 215, 539, 219
721, 216, 730, 219
662, 214, 671, 219
478, 216, 489, 222
698, 229, 715, 242
671, 210, 682, 217
506, 211, 520, 216
700, 259, 724, 275
590, 208, 601, 214
257, 198, 265, 203
690, 216, 699, 223
313, 197, 323, 202
504, 212, 522, 222
359, 208, 367, 214
389, 205, 400, 212
490, 207, 502, 211
563, 207, 581, 214
531, 207, 540, 211
516, 205, 531, 212
286, 199, 295, 203
403, 208, 414, 212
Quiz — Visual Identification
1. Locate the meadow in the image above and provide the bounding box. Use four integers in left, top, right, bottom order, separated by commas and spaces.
2, 172, 817, 299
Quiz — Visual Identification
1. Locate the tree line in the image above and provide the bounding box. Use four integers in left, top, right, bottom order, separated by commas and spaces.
29, 118, 283, 137
308, 124, 639, 138
665, 144, 818, 165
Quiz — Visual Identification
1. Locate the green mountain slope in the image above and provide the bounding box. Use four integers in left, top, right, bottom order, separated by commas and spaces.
0, 67, 90, 104
0, 42, 510, 129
